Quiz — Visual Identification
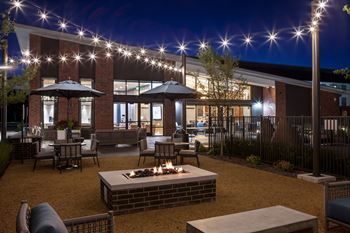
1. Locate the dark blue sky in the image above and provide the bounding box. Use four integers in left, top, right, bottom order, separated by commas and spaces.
3, 0, 350, 69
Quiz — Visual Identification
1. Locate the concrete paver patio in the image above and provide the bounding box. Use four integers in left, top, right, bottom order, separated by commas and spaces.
0, 155, 345, 233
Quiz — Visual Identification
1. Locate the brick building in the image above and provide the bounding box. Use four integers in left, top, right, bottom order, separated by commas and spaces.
14, 24, 346, 136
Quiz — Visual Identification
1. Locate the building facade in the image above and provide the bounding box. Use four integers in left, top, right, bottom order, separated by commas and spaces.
15, 24, 346, 136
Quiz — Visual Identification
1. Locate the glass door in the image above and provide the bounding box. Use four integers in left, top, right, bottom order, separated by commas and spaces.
113, 103, 126, 129
140, 103, 151, 134
152, 103, 163, 136
127, 103, 138, 129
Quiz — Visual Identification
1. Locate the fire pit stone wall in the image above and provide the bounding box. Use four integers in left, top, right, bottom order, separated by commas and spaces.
99, 165, 217, 215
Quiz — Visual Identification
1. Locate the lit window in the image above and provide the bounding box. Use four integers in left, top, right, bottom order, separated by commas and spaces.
114, 81, 126, 95
127, 81, 139, 95
139, 81, 152, 94
42, 78, 56, 126
80, 79, 92, 126
186, 75, 196, 90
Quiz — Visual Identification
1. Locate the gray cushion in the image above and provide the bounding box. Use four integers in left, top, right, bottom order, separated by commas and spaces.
141, 149, 155, 156
31, 203, 68, 233
327, 198, 350, 224
179, 150, 197, 156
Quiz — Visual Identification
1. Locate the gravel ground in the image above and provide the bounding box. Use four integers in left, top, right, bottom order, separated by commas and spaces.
0, 155, 347, 233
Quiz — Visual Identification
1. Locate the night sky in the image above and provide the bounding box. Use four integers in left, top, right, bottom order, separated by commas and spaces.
2, 0, 350, 69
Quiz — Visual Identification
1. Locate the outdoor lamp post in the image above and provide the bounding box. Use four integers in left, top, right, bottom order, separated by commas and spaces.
311, 0, 321, 177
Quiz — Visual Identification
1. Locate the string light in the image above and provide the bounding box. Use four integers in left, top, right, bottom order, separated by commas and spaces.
293, 28, 304, 39
88, 52, 97, 61
243, 35, 252, 46
77, 29, 85, 38
9, 58, 15, 64
219, 37, 231, 50
151, 60, 156, 65
58, 20, 68, 31
106, 52, 112, 58
177, 42, 187, 54
32, 57, 40, 64
267, 31, 278, 44
46, 56, 53, 63
92, 36, 100, 45
318, 0, 327, 10
6, 0, 331, 73
159, 46, 166, 54
11, 0, 23, 11
59, 54, 68, 63
22, 50, 30, 57
73, 53, 82, 62
157, 62, 162, 67
199, 41, 207, 50
39, 11, 48, 22
106, 41, 113, 49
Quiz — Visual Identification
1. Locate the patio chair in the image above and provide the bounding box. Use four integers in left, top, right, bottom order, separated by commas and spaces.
154, 141, 176, 165
137, 139, 155, 166
16, 200, 115, 233
178, 140, 200, 167
33, 150, 56, 171
325, 181, 350, 230
81, 134, 100, 167
57, 143, 82, 173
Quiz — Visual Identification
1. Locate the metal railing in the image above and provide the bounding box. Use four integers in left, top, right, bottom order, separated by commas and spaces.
208, 116, 350, 177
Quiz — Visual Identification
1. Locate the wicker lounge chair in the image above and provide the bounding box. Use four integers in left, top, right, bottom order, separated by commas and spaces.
325, 181, 350, 230
16, 200, 115, 233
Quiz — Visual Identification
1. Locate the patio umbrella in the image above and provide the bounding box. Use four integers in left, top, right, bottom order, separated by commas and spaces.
140, 80, 201, 100
30, 80, 105, 119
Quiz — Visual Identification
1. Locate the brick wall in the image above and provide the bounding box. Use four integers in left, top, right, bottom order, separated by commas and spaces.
275, 81, 340, 117
94, 48, 114, 130
58, 40, 79, 122
101, 179, 216, 215
28, 35, 41, 127
275, 82, 287, 117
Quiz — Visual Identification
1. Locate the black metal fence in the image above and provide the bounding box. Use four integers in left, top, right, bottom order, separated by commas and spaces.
208, 116, 350, 177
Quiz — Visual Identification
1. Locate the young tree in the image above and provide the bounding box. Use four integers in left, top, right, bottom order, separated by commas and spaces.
1, 13, 37, 141
196, 46, 248, 156
334, 5, 350, 79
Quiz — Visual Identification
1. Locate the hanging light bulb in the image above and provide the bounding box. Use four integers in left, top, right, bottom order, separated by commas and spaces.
293, 28, 304, 39
267, 31, 278, 44
39, 11, 48, 22
32, 57, 40, 64
73, 53, 82, 62
106, 52, 112, 58
151, 60, 156, 65
46, 56, 53, 63
243, 35, 252, 46
159, 46, 166, 54
92, 36, 100, 45
177, 42, 187, 54
59, 55, 68, 63
77, 29, 85, 38
22, 50, 30, 57
318, 0, 327, 10
144, 58, 149, 63
88, 52, 97, 61
12, 0, 23, 11
9, 58, 15, 64
199, 40, 208, 50
136, 55, 141, 60
59, 20, 68, 31
106, 42, 113, 50
140, 48, 146, 55
219, 36, 231, 49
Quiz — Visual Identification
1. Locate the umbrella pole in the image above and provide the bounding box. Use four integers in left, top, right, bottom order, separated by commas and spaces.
67, 98, 70, 142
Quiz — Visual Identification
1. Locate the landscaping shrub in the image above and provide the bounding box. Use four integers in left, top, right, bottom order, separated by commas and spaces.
273, 160, 294, 172
246, 154, 261, 165
0, 142, 13, 177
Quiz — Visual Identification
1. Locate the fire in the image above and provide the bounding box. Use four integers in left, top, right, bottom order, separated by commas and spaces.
177, 167, 183, 173
165, 161, 175, 169
157, 166, 163, 174
129, 170, 135, 177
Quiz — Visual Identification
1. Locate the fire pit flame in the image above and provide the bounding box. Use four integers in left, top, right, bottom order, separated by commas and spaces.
126, 161, 186, 178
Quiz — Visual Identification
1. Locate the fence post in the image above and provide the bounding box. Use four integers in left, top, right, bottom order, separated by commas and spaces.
301, 116, 305, 169
259, 115, 263, 158
242, 116, 245, 141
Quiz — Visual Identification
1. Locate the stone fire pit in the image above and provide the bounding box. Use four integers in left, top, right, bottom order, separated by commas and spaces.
98, 165, 217, 215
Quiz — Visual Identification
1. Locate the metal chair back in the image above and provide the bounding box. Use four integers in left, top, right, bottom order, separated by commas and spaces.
155, 142, 176, 160
59, 143, 81, 159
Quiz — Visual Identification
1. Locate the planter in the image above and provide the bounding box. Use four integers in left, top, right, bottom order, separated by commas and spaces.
56, 129, 67, 141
